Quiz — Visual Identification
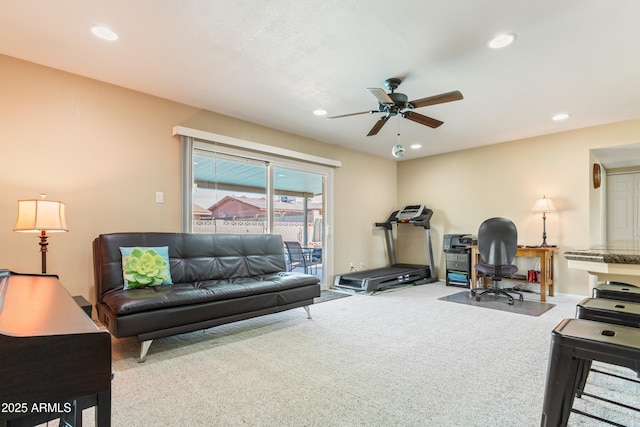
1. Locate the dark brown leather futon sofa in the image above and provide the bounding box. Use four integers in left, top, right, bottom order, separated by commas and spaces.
93, 232, 321, 361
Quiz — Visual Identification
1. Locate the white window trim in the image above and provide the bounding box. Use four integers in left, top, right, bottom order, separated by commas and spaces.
173, 126, 342, 168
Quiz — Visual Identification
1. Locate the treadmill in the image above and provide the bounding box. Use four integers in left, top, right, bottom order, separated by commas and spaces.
334, 205, 437, 292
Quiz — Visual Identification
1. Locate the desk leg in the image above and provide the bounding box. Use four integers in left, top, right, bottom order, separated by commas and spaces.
539, 251, 547, 302
471, 259, 478, 291
470, 247, 479, 291
546, 251, 554, 297
538, 251, 554, 302
538, 253, 547, 302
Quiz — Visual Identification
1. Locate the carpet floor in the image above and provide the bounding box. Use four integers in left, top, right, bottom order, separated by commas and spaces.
43, 283, 640, 427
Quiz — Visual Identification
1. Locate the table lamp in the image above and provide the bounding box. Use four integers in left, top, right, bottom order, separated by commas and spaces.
13, 194, 68, 274
531, 195, 556, 248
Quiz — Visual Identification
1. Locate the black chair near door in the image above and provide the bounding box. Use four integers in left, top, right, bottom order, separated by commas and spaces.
284, 241, 321, 275
472, 217, 523, 305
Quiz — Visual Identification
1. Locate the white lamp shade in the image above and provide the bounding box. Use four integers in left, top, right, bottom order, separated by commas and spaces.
531, 197, 557, 213
14, 199, 68, 233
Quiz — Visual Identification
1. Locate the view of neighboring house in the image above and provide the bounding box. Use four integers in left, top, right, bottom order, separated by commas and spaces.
206, 195, 322, 222
193, 195, 324, 250
192, 204, 213, 220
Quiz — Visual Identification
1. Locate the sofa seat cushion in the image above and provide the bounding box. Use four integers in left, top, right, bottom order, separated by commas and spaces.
101, 272, 318, 316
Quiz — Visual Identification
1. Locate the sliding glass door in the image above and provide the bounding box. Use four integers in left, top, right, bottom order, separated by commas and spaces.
188, 144, 329, 284
274, 167, 324, 280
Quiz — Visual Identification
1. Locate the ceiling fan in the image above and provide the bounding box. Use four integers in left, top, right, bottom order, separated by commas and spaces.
327, 78, 463, 136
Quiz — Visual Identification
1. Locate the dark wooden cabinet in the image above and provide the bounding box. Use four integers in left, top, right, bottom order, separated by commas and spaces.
0, 272, 111, 426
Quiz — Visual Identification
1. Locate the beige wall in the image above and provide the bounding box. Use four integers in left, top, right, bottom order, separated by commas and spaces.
397, 119, 640, 295
0, 54, 397, 300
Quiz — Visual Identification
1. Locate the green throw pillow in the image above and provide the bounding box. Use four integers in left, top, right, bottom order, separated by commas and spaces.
120, 246, 173, 290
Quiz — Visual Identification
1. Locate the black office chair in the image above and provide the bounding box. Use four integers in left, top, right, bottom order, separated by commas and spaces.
472, 217, 523, 305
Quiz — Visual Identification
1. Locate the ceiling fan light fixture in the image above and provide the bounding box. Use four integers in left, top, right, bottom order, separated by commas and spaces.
488, 33, 516, 49
552, 112, 570, 121
313, 109, 327, 116
392, 144, 405, 158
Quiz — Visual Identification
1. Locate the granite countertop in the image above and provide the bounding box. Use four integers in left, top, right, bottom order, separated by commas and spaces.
564, 241, 640, 264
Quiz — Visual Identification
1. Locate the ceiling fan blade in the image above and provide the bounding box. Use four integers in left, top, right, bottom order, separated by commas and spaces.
367, 115, 391, 136
403, 111, 443, 128
367, 87, 394, 104
326, 110, 377, 119
408, 90, 463, 109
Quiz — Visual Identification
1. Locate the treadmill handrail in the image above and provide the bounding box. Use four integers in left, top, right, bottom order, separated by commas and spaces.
375, 210, 399, 230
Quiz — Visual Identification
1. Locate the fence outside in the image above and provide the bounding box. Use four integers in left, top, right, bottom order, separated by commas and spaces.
193, 219, 320, 245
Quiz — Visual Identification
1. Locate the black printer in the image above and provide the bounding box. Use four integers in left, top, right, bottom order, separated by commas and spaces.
443, 234, 477, 253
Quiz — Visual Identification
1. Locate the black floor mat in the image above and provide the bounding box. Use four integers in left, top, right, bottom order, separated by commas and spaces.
439, 290, 555, 316
314, 290, 351, 304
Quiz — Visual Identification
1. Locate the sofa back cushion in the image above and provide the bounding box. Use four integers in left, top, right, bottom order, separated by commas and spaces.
94, 233, 287, 298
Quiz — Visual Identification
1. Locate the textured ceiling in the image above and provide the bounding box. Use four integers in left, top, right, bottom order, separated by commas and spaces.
0, 0, 639, 162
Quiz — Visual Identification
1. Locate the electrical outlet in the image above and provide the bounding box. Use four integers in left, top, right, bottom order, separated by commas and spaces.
349, 262, 355, 271
155, 192, 164, 203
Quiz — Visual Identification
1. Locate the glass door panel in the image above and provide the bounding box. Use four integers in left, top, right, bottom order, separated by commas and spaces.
192, 151, 267, 233
274, 167, 324, 281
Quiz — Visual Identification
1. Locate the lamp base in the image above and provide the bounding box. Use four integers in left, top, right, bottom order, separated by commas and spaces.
538, 215, 552, 249
39, 231, 49, 274
536, 239, 557, 248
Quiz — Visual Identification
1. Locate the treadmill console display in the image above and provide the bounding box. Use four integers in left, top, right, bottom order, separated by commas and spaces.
396, 205, 425, 222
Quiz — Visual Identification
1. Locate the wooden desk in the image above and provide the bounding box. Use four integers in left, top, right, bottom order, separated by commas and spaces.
470, 246, 558, 302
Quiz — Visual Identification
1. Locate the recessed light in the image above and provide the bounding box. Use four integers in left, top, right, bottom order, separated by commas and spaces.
91, 25, 118, 41
410, 144, 422, 150
313, 109, 327, 116
488, 33, 516, 49
552, 113, 570, 121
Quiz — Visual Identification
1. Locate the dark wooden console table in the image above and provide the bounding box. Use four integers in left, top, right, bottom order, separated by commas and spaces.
0, 272, 112, 426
